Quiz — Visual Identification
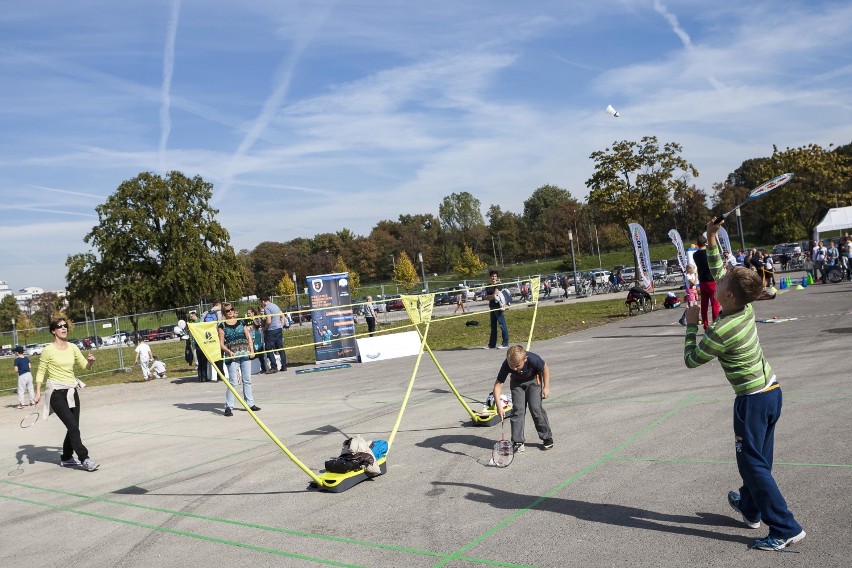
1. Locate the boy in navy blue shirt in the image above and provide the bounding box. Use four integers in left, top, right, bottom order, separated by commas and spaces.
13, 346, 35, 408
493, 345, 553, 452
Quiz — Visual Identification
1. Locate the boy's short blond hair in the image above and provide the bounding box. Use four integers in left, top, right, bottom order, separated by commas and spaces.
726, 267, 764, 307
506, 345, 526, 367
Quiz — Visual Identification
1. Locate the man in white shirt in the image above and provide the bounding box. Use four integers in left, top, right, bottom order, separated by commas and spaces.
134, 338, 153, 381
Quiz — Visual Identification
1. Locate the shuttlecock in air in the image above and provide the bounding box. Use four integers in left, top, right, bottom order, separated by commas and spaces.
605, 104, 619, 118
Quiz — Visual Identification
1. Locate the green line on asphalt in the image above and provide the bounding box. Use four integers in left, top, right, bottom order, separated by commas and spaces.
613, 456, 852, 468
1, 479, 535, 567
431, 394, 699, 568
0, 491, 366, 568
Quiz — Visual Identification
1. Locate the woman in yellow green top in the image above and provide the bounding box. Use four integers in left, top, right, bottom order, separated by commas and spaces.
34, 318, 99, 472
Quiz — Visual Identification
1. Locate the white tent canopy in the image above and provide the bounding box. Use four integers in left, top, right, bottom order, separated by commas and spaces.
814, 206, 852, 240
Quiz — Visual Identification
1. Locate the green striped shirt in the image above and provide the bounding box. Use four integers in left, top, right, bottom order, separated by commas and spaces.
683, 243, 773, 395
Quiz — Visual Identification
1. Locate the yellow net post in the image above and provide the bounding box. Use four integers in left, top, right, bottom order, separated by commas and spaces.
187, 321, 323, 485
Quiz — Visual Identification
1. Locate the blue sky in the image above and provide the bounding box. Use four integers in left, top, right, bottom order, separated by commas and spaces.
2, 0, 851, 290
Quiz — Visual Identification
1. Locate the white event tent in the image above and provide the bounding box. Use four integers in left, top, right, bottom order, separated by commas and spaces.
814, 206, 852, 240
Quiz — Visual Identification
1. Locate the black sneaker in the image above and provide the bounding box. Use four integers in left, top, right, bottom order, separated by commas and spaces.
512, 442, 525, 453
542, 439, 554, 450
224, 407, 233, 417
249, 405, 261, 411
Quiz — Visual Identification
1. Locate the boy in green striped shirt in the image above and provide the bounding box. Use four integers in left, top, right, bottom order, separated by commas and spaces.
684, 218, 805, 552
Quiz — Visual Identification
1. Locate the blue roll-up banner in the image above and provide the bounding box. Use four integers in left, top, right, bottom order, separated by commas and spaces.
306, 272, 358, 363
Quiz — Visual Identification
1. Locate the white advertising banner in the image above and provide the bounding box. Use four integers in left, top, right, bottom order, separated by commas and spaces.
356, 331, 422, 363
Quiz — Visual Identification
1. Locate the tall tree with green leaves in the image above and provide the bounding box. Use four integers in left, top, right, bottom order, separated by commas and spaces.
586, 136, 699, 234
438, 192, 486, 248
0, 294, 21, 332
334, 255, 361, 295
453, 245, 487, 279
66, 171, 246, 324
486, 205, 522, 266
522, 185, 578, 258
392, 251, 420, 291
744, 144, 852, 240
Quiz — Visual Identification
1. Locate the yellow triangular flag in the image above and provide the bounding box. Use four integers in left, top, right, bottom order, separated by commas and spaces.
188, 321, 222, 362
402, 293, 434, 324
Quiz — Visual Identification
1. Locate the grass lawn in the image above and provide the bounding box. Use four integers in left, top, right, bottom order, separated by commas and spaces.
2, 295, 651, 395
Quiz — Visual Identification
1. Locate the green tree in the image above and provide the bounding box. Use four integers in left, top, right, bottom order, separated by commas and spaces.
438, 192, 486, 248
250, 241, 291, 296
275, 273, 296, 301
586, 136, 699, 234
333, 255, 361, 295
66, 171, 247, 325
31, 291, 61, 329
486, 205, 522, 266
522, 185, 579, 258
672, 182, 710, 244
453, 245, 487, 279
15, 312, 36, 343
0, 294, 21, 332
745, 144, 852, 241
393, 251, 420, 291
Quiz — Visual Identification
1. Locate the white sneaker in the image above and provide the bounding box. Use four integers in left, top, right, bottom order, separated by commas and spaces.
81, 458, 99, 472
497, 345, 508, 349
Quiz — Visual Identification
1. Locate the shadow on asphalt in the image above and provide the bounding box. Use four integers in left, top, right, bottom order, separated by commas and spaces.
173, 402, 223, 414
434, 481, 755, 545
14, 444, 65, 466
592, 334, 687, 339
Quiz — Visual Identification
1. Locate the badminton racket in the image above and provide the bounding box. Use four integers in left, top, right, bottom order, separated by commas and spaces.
716, 173, 793, 221
20, 412, 40, 428
491, 420, 514, 468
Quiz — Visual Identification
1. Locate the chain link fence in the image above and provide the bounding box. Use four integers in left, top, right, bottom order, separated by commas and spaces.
1, 293, 392, 393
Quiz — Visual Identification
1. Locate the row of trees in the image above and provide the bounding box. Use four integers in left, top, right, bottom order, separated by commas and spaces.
55, 139, 851, 323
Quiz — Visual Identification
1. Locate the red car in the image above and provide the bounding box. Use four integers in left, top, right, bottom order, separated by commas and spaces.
384, 295, 405, 311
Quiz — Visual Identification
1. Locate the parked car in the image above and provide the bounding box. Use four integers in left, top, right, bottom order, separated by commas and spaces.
649, 261, 668, 281
135, 329, 153, 343
666, 259, 683, 273
384, 295, 405, 311
621, 267, 637, 282
24, 343, 45, 356
589, 269, 612, 285
156, 325, 177, 340
102, 333, 129, 346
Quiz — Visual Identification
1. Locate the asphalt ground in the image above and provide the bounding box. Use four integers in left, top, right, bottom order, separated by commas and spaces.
1, 278, 850, 568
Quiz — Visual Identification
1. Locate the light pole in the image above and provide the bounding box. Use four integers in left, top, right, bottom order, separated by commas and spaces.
11, 317, 17, 347
735, 207, 746, 253
91, 305, 98, 348
293, 272, 302, 326
390, 254, 395, 271
569, 230, 579, 298
417, 252, 428, 292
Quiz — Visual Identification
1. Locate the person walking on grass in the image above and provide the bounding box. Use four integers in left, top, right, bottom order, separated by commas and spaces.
684, 217, 805, 552
34, 319, 99, 472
